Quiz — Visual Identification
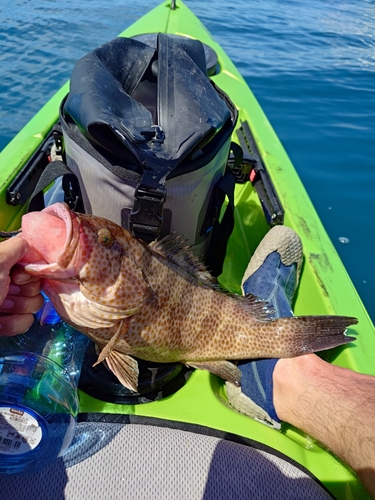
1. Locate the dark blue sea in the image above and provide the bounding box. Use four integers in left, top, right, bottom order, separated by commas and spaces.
0, 0, 374, 323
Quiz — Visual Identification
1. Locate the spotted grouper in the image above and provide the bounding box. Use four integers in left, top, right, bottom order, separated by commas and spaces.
13, 202, 356, 391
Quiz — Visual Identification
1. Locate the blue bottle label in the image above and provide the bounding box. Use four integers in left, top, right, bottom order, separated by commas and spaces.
0, 406, 42, 455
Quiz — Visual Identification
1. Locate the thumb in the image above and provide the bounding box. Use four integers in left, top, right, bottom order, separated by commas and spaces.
0, 237, 31, 303
0, 237, 30, 270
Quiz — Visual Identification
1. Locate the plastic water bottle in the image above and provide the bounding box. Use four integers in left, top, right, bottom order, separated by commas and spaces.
0, 293, 90, 475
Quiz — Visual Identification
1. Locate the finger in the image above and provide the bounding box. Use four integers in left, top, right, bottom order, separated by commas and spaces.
13, 280, 42, 298
8, 280, 41, 298
0, 294, 44, 315
0, 239, 31, 305
8, 284, 21, 295
0, 237, 29, 271
11, 267, 41, 285
0, 314, 34, 336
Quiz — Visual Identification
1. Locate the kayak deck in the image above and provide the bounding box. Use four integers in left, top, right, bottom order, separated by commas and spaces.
0, 1, 373, 498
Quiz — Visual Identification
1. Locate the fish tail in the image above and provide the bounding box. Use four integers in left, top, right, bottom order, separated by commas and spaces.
266, 315, 357, 357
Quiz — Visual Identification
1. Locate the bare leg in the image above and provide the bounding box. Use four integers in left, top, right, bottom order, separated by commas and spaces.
273, 354, 375, 499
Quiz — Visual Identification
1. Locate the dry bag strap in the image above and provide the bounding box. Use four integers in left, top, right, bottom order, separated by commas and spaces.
27, 159, 84, 214
205, 172, 236, 277
130, 168, 168, 243
27, 160, 71, 212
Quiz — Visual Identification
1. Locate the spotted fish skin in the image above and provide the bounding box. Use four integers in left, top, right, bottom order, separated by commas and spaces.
19, 203, 357, 391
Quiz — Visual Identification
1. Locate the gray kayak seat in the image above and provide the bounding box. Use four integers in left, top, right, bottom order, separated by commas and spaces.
0, 421, 334, 499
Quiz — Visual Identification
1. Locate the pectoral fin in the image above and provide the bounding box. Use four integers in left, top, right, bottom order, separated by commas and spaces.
186, 360, 242, 387
104, 350, 140, 392
92, 318, 139, 391
93, 318, 130, 366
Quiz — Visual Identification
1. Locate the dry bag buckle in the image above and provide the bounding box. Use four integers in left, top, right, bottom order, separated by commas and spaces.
130, 183, 166, 243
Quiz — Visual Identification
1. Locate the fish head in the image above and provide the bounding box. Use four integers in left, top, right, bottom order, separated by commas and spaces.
21, 202, 148, 309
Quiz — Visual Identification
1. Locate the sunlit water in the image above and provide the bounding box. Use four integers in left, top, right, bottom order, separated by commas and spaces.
0, 0, 374, 322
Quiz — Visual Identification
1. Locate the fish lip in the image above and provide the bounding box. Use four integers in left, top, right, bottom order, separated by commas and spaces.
23, 202, 79, 276
42, 202, 75, 263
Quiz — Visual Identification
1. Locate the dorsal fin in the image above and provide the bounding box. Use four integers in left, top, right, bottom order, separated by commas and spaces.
232, 293, 275, 322
149, 235, 276, 320
148, 233, 218, 288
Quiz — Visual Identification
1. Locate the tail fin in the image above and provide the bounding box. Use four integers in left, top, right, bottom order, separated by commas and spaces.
270, 315, 357, 357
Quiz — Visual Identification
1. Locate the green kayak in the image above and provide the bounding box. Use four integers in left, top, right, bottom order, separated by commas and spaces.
0, 1, 374, 498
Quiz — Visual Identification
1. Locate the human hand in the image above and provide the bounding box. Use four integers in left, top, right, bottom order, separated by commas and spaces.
0, 237, 44, 336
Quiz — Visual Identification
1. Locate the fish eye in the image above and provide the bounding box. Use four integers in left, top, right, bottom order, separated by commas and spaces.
97, 228, 114, 246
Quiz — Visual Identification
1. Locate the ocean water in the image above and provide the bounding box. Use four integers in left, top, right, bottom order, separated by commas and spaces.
0, 0, 374, 323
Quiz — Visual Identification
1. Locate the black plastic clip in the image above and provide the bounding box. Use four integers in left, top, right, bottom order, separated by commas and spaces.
130, 179, 166, 243
62, 173, 84, 213
151, 125, 165, 143
52, 124, 63, 157
227, 142, 253, 184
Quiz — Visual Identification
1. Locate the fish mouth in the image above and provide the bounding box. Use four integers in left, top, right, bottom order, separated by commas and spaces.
22, 202, 80, 278
45, 200, 74, 243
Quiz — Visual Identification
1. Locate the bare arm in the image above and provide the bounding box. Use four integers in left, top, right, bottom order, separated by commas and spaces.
273, 354, 375, 498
